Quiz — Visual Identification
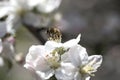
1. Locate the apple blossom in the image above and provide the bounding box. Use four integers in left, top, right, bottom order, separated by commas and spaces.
24, 34, 81, 79
60, 45, 103, 80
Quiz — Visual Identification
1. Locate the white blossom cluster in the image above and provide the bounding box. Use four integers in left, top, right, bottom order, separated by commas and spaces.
0, 0, 62, 36
24, 34, 103, 80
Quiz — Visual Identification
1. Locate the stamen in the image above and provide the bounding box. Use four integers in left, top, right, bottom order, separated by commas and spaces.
46, 55, 60, 69
45, 47, 66, 69
80, 65, 95, 76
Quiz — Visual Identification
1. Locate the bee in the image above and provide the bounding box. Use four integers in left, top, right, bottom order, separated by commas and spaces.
47, 27, 62, 42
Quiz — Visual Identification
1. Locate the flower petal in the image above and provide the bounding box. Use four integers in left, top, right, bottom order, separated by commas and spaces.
55, 62, 77, 80
78, 45, 89, 66
0, 6, 10, 18
63, 34, 81, 48
74, 72, 82, 80
0, 1, 9, 7
33, 56, 51, 72
36, 0, 62, 13
6, 14, 22, 34
26, 45, 44, 60
85, 76, 90, 80
25, 45, 55, 79
74, 72, 90, 80
25, 45, 45, 68
27, 0, 41, 8
45, 41, 62, 51
66, 45, 88, 67
36, 69, 54, 79
10, 0, 28, 9
88, 55, 103, 71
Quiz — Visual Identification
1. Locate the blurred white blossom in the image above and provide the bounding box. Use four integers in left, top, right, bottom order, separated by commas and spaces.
36, 0, 62, 13
0, 0, 31, 34
0, 0, 62, 34
24, 34, 81, 79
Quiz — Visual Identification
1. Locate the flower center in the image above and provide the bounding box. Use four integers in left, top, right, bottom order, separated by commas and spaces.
46, 52, 60, 69
52, 47, 66, 55
45, 47, 67, 69
80, 65, 95, 76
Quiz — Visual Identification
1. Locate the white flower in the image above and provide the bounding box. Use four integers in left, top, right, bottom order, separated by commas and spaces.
36, 0, 62, 13
61, 45, 103, 80
24, 34, 81, 79
24, 45, 63, 79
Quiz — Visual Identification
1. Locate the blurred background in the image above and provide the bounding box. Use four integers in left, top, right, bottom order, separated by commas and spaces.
0, 0, 120, 80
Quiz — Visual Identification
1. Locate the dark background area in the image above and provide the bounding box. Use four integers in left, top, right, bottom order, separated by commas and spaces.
59, 0, 120, 80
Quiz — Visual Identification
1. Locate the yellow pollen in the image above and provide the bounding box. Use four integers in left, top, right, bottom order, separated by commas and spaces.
80, 65, 95, 76
46, 53, 60, 69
